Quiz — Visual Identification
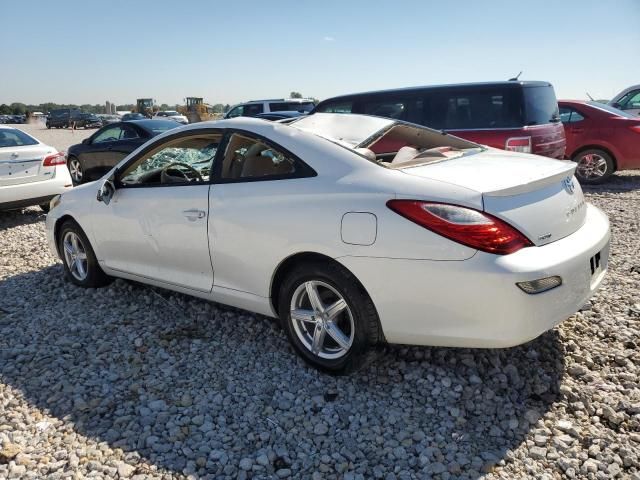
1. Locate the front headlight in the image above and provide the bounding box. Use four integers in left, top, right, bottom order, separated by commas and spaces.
50, 194, 62, 210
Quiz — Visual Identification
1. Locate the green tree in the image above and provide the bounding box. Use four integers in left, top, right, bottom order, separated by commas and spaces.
290, 91, 303, 99
159, 103, 170, 111
211, 103, 225, 113
0, 104, 11, 114
10, 103, 27, 115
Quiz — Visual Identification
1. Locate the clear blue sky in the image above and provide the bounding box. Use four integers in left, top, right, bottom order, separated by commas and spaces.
2, 0, 639, 106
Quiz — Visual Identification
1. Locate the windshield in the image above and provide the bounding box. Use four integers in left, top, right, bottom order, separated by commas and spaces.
0, 129, 39, 147
135, 119, 182, 134
523, 86, 560, 125
588, 101, 638, 119
165, 111, 180, 116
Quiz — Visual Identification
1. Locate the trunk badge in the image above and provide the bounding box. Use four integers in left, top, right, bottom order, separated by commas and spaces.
562, 176, 575, 194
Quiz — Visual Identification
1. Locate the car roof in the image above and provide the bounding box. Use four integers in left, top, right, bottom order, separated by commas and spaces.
317, 81, 553, 103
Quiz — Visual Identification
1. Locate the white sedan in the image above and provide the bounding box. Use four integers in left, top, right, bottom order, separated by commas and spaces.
0, 126, 73, 211
45, 114, 610, 372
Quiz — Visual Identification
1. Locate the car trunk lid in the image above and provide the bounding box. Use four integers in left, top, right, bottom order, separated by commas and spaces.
396, 149, 586, 246
0, 145, 57, 187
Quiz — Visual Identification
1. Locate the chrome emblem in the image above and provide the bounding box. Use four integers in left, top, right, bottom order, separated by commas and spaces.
562, 176, 575, 194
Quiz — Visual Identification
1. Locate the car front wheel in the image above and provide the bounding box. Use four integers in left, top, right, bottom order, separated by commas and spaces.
279, 262, 382, 373
573, 149, 614, 184
58, 220, 111, 288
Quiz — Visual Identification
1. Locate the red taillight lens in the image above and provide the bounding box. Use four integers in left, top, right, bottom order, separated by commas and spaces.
43, 152, 66, 166
505, 136, 532, 153
387, 200, 533, 255
629, 125, 640, 134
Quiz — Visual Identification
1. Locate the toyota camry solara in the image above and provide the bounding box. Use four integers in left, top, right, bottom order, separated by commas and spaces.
45, 113, 610, 373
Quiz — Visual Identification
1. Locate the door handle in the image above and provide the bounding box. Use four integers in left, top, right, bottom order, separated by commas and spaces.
183, 209, 206, 220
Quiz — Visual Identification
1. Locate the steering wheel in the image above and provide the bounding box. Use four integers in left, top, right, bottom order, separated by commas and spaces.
160, 162, 203, 184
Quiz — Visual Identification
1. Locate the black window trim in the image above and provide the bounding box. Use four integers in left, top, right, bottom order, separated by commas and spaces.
113, 127, 226, 189
211, 128, 317, 184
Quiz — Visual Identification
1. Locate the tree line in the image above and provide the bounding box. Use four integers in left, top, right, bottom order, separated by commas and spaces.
0, 93, 315, 116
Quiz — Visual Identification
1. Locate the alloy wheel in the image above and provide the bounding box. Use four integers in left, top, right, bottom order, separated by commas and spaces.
68, 158, 83, 183
62, 231, 88, 281
576, 153, 608, 180
290, 280, 354, 359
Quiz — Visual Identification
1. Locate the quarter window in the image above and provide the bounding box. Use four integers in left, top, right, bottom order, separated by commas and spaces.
120, 134, 222, 186
221, 133, 296, 180
93, 126, 125, 143
559, 107, 585, 123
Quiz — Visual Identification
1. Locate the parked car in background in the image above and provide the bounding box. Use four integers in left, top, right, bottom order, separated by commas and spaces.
46, 114, 609, 372
558, 100, 640, 183
70, 112, 102, 129
225, 98, 315, 119
65, 119, 181, 184
0, 126, 72, 211
609, 85, 640, 116
97, 114, 121, 125
121, 113, 147, 121
313, 81, 566, 159
153, 110, 189, 124
47, 108, 80, 129
255, 111, 308, 121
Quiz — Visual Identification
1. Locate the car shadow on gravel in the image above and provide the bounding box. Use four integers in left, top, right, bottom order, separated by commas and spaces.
0, 265, 565, 478
581, 171, 640, 194
0, 207, 46, 229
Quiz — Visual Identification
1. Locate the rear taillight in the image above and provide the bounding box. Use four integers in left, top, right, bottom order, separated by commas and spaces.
629, 125, 640, 134
387, 200, 533, 255
505, 136, 532, 153
43, 152, 66, 166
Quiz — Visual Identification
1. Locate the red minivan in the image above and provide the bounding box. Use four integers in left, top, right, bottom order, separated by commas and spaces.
313, 81, 566, 158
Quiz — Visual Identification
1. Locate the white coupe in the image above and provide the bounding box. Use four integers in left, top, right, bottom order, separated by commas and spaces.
45, 113, 610, 372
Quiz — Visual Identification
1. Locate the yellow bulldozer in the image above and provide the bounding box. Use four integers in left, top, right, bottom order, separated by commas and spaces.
135, 98, 158, 118
178, 97, 219, 123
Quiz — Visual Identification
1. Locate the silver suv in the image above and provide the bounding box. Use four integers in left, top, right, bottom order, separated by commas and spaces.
225, 98, 315, 119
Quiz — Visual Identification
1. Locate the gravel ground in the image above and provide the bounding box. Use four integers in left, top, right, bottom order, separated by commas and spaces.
12, 122, 94, 152
1, 128, 639, 479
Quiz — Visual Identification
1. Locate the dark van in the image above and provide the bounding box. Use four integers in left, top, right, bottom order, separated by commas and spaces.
313, 81, 566, 158
47, 108, 80, 129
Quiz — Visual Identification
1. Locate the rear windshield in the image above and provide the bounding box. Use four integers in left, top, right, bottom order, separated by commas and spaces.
588, 101, 638, 118
0, 129, 39, 147
523, 86, 560, 125
136, 119, 181, 134
269, 102, 315, 112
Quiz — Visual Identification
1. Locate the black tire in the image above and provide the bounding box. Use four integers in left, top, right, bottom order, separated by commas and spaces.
67, 156, 84, 185
278, 262, 382, 374
572, 149, 615, 184
39, 203, 50, 213
57, 220, 112, 288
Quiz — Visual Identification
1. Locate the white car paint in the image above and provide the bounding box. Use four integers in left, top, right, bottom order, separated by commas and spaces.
0, 126, 73, 210
45, 114, 610, 349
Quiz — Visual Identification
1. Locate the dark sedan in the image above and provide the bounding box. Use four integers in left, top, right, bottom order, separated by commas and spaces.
66, 120, 181, 184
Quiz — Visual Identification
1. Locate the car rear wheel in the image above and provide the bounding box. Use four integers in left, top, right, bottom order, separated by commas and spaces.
67, 156, 84, 185
278, 262, 382, 374
58, 220, 111, 288
573, 149, 614, 184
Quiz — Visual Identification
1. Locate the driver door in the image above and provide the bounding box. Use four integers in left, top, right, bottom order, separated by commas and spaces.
91, 131, 221, 292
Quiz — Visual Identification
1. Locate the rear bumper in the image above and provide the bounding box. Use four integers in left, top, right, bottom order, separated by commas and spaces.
338, 203, 610, 348
0, 166, 73, 210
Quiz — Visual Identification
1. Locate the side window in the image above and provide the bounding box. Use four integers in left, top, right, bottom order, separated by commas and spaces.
93, 126, 124, 144
227, 106, 244, 118
317, 101, 352, 113
269, 102, 288, 111
119, 133, 222, 186
244, 104, 264, 116
362, 99, 409, 119
559, 108, 585, 123
121, 125, 140, 140
619, 90, 640, 110
559, 107, 572, 123
221, 133, 296, 180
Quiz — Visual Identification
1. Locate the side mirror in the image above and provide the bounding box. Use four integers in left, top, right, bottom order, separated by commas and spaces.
96, 178, 116, 205
82, 138, 90, 145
